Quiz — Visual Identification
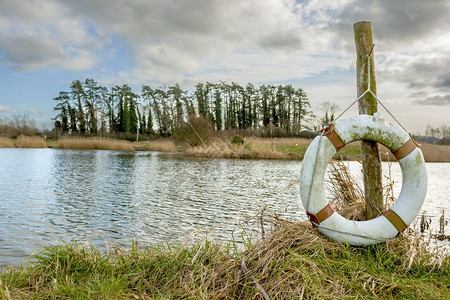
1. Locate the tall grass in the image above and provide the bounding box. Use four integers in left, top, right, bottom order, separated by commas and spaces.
0, 137, 14, 148
326, 160, 366, 220
58, 137, 134, 151
16, 135, 47, 148
186, 137, 312, 160
133, 139, 177, 152
419, 143, 450, 162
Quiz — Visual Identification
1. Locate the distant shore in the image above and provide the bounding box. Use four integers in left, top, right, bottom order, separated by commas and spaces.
1, 135, 449, 162
134, 137, 450, 163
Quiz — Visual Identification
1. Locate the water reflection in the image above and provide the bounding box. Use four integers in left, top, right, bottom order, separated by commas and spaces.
0, 148, 448, 267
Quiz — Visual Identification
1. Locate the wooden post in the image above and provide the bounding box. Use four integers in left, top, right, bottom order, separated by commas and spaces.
353, 21, 383, 220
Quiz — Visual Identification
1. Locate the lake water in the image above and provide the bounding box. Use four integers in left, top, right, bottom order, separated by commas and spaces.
0, 148, 448, 267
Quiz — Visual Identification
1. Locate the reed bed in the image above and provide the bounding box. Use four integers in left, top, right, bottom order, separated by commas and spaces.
185, 136, 450, 162
186, 137, 311, 160
15, 135, 47, 148
133, 139, 177, 152
0, 137, 14, 148
419, 143, 450, 162
58, 137, 134, 151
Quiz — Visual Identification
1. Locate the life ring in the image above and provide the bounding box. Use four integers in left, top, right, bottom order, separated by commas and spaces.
299, 115, 427, 245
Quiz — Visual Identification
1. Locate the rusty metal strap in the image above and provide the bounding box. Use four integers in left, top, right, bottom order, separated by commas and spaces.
392, 137, 417, 160
382, 209, 407, 234
307, 203, 335, 228
318, 124, 345, 151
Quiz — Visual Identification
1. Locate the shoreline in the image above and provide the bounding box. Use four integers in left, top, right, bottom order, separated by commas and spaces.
2, 136, 449, 162
133, 138, 450, 163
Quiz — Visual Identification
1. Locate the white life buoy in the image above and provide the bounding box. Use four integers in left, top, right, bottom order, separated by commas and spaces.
300, 115, 427, 245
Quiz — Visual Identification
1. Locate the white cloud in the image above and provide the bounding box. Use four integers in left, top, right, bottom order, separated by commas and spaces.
27, 109, 41, 114
0, 105, 17, 113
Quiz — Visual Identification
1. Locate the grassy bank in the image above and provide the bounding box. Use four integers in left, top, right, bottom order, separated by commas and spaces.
185, 137, 450, 162
0, 218, 448, 299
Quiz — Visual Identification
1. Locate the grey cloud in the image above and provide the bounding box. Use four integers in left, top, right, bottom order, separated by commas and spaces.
0, 0, 303, 76
437, 77, 450, 88
384, 56, 450, 106
258, 32, 302, 51
333, 0, 450, 47
63, 0, 302, 72
414, 95, 450, 106
0, 34, 64, 71
383, 55, 450, 90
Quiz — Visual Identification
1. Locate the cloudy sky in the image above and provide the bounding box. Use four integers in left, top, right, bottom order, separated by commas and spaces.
0, 0, 449, 133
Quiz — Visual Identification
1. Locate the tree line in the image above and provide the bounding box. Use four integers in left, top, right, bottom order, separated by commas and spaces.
424, 124, 450, 144
53, 79, 314, 137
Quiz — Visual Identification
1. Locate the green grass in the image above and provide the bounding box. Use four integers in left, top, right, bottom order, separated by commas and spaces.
276, 143, 363, 160
277, 144, 309, 158
1, 222, 448, 299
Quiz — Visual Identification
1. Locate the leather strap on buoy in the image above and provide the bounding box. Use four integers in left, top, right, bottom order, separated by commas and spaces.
307, 204, 335, 227
318, 124, 345, 151
382, 209, 407, 234
392, 136, 417, 160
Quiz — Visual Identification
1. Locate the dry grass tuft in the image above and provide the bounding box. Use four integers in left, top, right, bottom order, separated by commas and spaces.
0, 136, 14, 148
325, 159, 399, 221
58, 137, 134, 151
238, 212, 449, 299
134, 139, 177, 152
326, 160, 366, 220
16, 135, 47, 148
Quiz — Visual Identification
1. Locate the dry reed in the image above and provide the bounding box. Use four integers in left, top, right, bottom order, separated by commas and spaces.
16, 135, 47, 148
186, 136, 450, 162
133, 139, 177, 152
186, 137, 311, 160
0, 136, 14, 148
326, 160, 366, 220
325, 159, 399, 221
58, 137, 134, 151
237, 212, 449, 299
419, 143, 450, 162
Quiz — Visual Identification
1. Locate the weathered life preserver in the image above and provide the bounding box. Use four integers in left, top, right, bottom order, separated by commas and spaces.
300, 115, 427, 245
